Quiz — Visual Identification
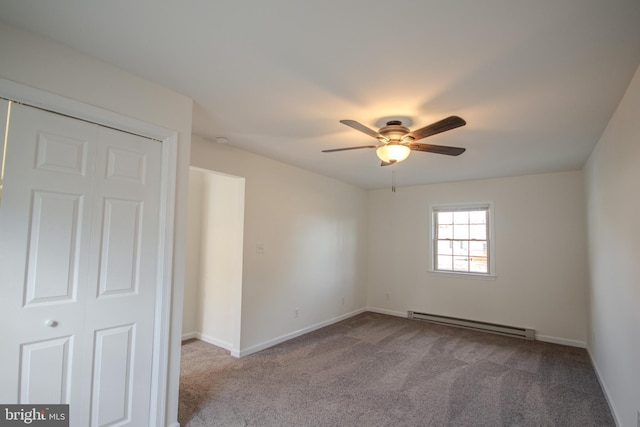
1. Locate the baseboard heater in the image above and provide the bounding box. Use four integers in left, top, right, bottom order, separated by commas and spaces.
408, 311, 535, 340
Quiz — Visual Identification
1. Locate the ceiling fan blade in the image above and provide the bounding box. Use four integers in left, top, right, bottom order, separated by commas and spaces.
406, 116, 466, 141
409, 143, 466, 156
322, 145, 378, 153
340, 120, 382, 139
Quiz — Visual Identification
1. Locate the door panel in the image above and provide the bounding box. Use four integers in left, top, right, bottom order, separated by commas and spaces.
0, 104, 97, 409
35, 131, 89, 176
20, 336, 73, 403
25, 191, 84, 305
0, 103, 162, 427
84, 126, 161, 426
91, 325, 135, 426
106, 147, 147, 184
98, 198, 143, 296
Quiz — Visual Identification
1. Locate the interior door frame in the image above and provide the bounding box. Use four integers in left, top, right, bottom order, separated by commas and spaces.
0, 77, 178, 426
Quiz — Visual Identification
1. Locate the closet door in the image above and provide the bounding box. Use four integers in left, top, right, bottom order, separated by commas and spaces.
0, 103, 162, 427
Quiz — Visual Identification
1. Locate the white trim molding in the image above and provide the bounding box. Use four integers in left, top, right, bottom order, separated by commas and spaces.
366, 307, 408, 318
536, 334, 586, 348
238, 308, 367, 358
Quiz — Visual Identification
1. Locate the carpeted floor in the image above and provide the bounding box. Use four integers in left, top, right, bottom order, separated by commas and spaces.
178, 312, 614, 426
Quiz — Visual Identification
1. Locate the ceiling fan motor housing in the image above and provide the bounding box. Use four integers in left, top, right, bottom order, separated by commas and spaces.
378, 121, 412, 144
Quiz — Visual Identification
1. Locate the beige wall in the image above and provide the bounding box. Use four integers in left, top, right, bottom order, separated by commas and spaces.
584, 65, 640, 427
183, 169, 204, 336
189, 132, 591, 354
368, 171, 588, 345
190, 135, 369, 355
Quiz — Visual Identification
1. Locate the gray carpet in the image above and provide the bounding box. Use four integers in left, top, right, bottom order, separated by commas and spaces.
178, 312, 614, 426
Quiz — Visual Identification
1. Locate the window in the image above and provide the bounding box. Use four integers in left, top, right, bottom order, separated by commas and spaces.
432, 205, 491, 275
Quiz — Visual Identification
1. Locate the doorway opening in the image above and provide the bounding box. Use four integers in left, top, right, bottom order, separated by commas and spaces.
182, 166, 245, 355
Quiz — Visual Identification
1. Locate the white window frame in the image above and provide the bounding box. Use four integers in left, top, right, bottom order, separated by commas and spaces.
430, 202, 496, 278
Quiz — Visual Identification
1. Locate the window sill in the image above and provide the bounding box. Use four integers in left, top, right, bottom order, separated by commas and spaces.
428, 270, 497, 280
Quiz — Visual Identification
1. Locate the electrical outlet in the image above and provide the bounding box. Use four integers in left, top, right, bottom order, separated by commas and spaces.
341, 297, 345, 305
294, 308, 299, 318
256, 243, 264, 254
637, 409, 639, 427
386, 293, 390, 301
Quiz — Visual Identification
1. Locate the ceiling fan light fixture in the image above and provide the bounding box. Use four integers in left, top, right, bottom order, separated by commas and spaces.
326, 116, 466, 164
376, 144, 411, 163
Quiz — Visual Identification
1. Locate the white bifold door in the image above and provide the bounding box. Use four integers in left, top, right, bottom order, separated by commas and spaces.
0, 101, 162, 426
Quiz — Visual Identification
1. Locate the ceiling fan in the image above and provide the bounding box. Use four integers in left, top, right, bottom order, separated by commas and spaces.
323, 116, 467, 166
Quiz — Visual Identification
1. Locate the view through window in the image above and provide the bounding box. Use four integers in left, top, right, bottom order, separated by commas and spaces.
433, 206, 489, 274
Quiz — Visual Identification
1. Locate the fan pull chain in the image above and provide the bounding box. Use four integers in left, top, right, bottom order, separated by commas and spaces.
391, 169, 396, 192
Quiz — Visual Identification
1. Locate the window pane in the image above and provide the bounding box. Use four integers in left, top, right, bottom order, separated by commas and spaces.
438, 224, 453, 239
437, 255, 453, 270
469, 210, 486, 224
453, 211, 469, 224
453, 256, 469, 271
437, 211, 453, 224
437, 240, 453, 255
453, 240, 468, 256
469, 241, 487, 257
453, 224, 469, 239
433, 206, 491, 275
469, 224, 486, 240
470, 257, 488, 273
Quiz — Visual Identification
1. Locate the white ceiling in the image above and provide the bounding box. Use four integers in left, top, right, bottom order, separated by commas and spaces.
1, 1, 639, 189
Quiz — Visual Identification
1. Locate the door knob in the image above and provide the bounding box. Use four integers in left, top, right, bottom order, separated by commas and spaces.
45, 320, 58, 327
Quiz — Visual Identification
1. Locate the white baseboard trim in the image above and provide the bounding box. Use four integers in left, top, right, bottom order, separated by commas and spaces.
536, 334, 586, 348
587, 348, 621, 427
181, 332, 236, 354
181, 332, 198, 341
197, 333, 234, 352
238, 308, 367, 358
190, 309, 587, 361
366, 307, 408, 318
